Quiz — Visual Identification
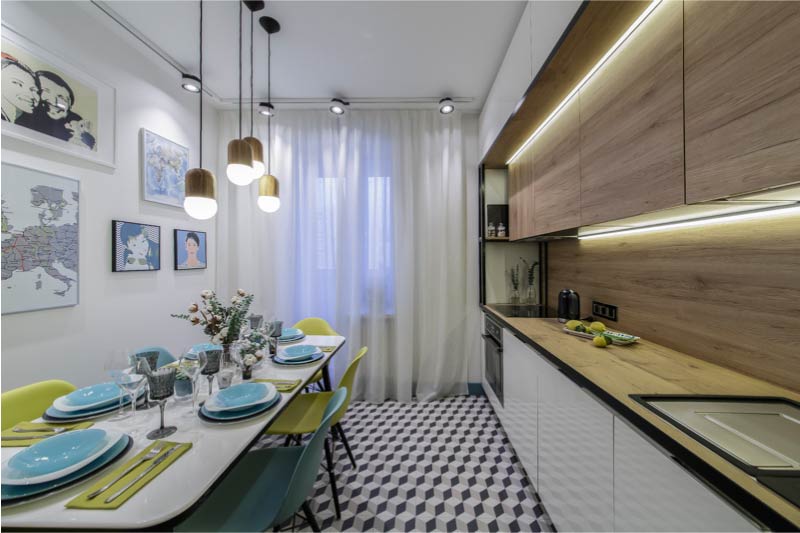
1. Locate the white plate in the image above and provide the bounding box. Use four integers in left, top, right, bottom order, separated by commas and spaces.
52, 382, 123, 413
204, 382, 278, 413
1, 429, 123, 486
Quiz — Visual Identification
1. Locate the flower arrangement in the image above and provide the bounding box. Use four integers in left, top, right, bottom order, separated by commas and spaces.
239, 328, 269, 360
172, 288, 254, 345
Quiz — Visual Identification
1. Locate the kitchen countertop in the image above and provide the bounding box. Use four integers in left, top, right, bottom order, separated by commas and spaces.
483, 305, 800, 530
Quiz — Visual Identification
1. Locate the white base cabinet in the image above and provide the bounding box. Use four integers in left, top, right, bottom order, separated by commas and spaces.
614, 419, 758, 532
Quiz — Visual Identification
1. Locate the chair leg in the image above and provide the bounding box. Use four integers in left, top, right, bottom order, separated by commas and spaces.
335, 423, 357, 469
302, 501, 321, 532
283, 435, 293, 447
323, 438, 341, 519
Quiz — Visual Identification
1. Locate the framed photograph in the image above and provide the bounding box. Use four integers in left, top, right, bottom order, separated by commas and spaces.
174, 229, 207, 270
1, 24, 116, 169
1, 163, 79, 314
111, 220, 160, 272
141, 129, 189, 208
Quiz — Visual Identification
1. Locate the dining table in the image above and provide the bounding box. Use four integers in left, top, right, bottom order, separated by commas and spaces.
1, 334, 346, 531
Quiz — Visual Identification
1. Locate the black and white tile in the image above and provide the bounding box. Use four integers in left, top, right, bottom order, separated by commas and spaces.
256, 395, 552, 532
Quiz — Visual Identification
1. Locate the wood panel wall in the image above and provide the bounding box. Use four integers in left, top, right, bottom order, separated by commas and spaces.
547, 214, 800, 392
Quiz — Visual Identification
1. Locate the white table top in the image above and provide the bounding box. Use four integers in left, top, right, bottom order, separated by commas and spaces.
1, 335, 346, 530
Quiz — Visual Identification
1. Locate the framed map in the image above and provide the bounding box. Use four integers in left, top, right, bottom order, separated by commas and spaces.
141, 128, 188, 208
1, 163, 79, 314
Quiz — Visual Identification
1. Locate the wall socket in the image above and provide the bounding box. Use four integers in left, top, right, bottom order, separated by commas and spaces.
592, 301, 618, 322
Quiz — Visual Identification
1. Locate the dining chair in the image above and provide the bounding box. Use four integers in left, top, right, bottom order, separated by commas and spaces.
175, 388, 347, 532
265, 347, 367, 519
292, 317, 339, 391
1, 379, 76, 430
132, 346, 175, 369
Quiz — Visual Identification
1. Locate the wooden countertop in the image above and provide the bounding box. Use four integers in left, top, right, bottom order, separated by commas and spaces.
484, 307, 800, 529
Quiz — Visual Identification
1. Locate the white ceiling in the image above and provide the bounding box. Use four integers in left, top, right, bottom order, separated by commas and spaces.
98, 1, 526, 110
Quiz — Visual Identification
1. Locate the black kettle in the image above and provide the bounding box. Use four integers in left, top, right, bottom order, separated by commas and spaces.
557, 289, 580, 323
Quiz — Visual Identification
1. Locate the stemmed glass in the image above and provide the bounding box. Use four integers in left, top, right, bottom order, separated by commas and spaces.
179, 347, 207, 414
104, 349, 136, 419
133, 351, 160, 408
115, 356, 146, 417
146, 367, 177, 440
201, 348, 222, 395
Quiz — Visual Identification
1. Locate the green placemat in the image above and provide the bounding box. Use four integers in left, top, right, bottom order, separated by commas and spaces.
1, 421, 94, 447
66, 440, 192, 509
316, 345, 336, 353
254, 378, 301, 392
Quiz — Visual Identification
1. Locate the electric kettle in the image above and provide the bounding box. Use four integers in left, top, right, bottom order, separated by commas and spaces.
557, 289, 580, 323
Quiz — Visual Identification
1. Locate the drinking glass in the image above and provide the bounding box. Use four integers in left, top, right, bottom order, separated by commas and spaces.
104, 349, 134, 419
201, 348, 222, 395
146, 367, 177, 440
179, 347, 207, 414
115, 359, 146, 417
133, 350, 160, 408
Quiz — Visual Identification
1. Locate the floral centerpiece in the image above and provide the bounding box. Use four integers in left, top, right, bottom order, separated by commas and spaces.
172, 288, 254, 364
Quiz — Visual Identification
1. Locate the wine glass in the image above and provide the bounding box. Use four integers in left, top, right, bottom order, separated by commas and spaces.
104, 349, 134, 419
146, 367, 177, 440
116, 357, 146, 417
179, 347, 207, 414
201, 348, 222, 395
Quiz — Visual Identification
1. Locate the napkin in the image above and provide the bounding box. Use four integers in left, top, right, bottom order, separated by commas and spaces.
1, 421, 94, 447
316, 345, 336, 353
67, 440, 192, 510
254, 378, 301, 392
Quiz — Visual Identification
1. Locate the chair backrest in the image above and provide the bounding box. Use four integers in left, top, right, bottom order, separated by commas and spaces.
292, 317, 339, 336
275, 387, 347, 525
189, 342, 222, 356
132, 346, 175, 369
332, 347, 367, 424
1, 380, 76, 430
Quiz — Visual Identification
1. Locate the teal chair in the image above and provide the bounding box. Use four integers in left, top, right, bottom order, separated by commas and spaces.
132, 346, 175, 369
175, 388, 347, 532
188, 342, 221, 357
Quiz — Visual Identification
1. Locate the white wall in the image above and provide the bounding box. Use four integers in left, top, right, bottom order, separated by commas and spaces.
462, 113, 482, 383
1, 2, 220, 390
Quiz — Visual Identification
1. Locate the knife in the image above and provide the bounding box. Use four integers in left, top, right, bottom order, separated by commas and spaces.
104, 444, 184, 504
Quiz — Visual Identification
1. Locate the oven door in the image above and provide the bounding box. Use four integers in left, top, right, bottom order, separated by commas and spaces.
483, 333, 503, 406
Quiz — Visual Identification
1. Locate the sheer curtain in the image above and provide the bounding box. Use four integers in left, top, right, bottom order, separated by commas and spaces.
216, 109, 475, 402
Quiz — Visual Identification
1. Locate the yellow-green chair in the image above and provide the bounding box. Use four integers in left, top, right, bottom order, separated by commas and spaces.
266, 347, 367, 518
1, 380, 76, 430
293, 317, 339, 391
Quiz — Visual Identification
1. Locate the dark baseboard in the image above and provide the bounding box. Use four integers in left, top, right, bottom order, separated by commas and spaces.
467, 382, 485, 396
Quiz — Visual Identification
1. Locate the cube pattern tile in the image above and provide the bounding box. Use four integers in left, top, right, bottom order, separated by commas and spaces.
256, 395, 552, 532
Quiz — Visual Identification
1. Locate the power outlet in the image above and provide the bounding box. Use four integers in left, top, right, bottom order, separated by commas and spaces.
592, 301, 618, 322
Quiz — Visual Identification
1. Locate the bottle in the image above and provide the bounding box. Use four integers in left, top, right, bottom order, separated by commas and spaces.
487, 222, 496, 238
497, 223, 506, 238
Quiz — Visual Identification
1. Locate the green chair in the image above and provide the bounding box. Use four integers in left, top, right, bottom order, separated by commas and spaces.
266, 347, 367, 518
1, 380, 76, 430
175, 388, 347, 532
292, 318, 339, 391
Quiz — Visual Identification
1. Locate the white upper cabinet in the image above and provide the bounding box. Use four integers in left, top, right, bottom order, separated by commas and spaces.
479, 2, 532, 159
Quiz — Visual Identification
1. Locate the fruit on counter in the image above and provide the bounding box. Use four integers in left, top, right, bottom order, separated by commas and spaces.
593, 335, 609, 348
565, 320, 583, 331
590, 321, 606, 332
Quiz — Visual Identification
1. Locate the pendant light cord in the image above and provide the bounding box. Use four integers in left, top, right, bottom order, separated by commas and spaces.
199, 0, 203, 167
238, 0, 242, 139
267, 30, 271, 174
250, 10, 254, 137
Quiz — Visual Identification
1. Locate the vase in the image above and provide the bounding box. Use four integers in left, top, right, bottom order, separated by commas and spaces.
510, 288, 520, 304
526, 285, 536, 304
242, 366, 253, 380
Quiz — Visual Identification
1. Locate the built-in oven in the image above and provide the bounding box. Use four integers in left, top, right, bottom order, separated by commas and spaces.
483, 314, 503, 406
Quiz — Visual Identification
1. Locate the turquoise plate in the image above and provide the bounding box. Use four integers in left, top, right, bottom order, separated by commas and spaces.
199, 394, 280, 423
52, 382, 122, 413
204, 383, 276, 413
278, 328, 305, 342
280, 345, 319, 361
273, 351, 324, 366
43, 389, 143, 423
1, 435, 131, 506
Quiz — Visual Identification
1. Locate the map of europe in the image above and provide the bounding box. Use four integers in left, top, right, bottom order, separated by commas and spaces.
2, 164, 79, 314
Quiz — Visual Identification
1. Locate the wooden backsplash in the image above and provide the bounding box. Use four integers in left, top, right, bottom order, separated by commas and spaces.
547, 214, 800, 392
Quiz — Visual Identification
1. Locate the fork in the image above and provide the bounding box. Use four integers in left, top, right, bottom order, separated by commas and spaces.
85, 443, 165, 500
12, 426, 69, 434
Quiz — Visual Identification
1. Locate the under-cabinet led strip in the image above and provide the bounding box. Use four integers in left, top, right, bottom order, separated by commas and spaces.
577, 204, 800, 241
506, 0, 663, 166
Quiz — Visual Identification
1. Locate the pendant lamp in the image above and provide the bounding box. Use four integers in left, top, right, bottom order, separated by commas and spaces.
243, 2, 265, 177
184, 0, 217, 220
258, 15, 281, 213
226, 0, 256, 186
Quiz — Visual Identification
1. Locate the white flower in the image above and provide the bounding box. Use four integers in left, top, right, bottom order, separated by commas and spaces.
231, 296, 240, 304
237, 289, 246, 297
189, 315, 200, 325
211, 334, 222, 344
201, 289, 213, 299
188, 303, 199, 313
244, 354, 257, 366
220, 327, 229, 338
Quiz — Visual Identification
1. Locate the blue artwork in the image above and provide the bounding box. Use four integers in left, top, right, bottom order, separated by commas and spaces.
112, 220, 160, 272
141, 129, 188, 208
174, 229, 207, 270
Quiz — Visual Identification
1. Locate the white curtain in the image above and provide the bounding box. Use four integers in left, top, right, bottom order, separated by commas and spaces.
216, 109, 474, 402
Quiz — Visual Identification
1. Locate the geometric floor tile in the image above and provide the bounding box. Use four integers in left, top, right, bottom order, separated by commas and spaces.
255, 395, 553, 532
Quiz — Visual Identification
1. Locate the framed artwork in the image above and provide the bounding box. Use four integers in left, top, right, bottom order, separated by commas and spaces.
1, 24, 116, 168
174, 229, 207, 270
141, 129, 189, 208
111, 220, 160, 272
1, 163, 79, 314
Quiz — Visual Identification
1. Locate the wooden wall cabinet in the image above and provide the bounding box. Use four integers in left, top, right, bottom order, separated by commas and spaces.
578, 0, 684, 226
533, 97, 581, 234
508, 147, 535, 240
684, 2, 800, 203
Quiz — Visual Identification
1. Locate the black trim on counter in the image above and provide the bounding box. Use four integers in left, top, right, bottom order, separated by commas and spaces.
480, 306, 797, 532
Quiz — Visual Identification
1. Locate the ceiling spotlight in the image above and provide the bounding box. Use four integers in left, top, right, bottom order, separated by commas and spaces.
258, 102, 276, 117
439, 97, 455, 114
181, 73, 202, 93
329, 98, 349, 116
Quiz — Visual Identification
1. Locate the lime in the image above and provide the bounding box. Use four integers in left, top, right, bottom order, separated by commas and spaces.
593, 335, 609, 348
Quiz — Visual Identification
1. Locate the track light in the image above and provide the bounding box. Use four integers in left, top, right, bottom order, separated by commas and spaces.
258, 102, 275, 116
329, 98, 349, 116
439, 97, 455, 114
181, 73, 201, 93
